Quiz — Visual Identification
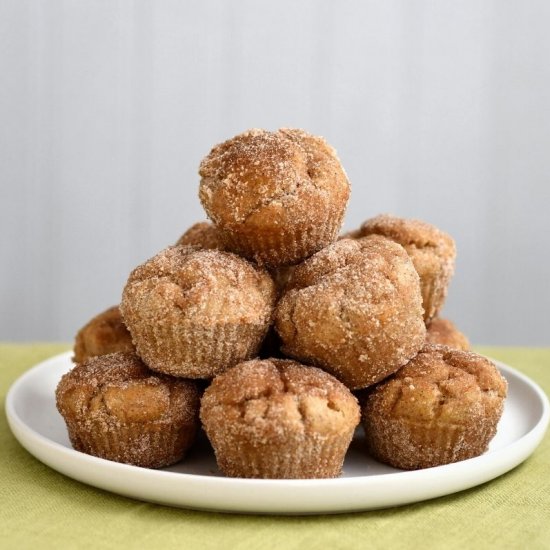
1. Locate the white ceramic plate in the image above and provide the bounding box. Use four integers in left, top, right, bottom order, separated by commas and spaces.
5, 352, 549, 515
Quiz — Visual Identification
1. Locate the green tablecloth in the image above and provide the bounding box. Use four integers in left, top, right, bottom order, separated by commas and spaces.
1, 344, 549, 550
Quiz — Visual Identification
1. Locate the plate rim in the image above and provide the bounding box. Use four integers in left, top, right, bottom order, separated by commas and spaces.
5, 351, 550, 513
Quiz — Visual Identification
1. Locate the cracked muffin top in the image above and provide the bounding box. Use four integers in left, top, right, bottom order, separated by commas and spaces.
200, 358, 360, 444
198, 128, 350, 266
121, 246, 275, 326
57, 352, 200, 427
364, 344, 507, 426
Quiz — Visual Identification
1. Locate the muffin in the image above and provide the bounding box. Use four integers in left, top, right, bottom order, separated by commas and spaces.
198, 128, 350, 267
275, 236, 426, 390
120, 246, 276, 378
361, 344, 507, 470
73, 305, 135, 363
176, 221, 225, 250
56, 352, 200, 468
356, 214, 456, 323
200, 358, 360, 479
426, 317, 470, 350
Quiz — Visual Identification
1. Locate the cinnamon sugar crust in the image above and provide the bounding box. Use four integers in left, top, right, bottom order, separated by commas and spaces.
357, 214, 456, 323
426, 317, 470, 351
275, 236, 426, 390
199, 128, 350, 267
56, 352, 200, 468
176, 221, 225, 251
120, 246, 277, 378
200, 358, 360, 478
73, 306, 135, 363
362, 344, 507, 470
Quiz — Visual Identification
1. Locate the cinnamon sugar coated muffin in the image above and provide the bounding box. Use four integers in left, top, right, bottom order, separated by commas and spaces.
427, 317, 470, 350
120, 246, 276, 378
275, 236, 426, 390
56, 352, 200, 468
176, 221, 225, 250
200, 358, 360, 479
357, 214, 456, 323
199, 128, 350, 267
361, 344, 507, 470
73, 306, 135, 363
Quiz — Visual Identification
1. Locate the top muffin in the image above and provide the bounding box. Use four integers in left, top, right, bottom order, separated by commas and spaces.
199, 128, 350, 267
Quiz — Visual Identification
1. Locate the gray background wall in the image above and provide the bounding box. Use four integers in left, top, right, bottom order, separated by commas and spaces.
1, 0, 549, 345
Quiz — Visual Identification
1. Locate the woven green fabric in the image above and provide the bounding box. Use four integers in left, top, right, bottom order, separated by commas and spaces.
1, 344, 549, 550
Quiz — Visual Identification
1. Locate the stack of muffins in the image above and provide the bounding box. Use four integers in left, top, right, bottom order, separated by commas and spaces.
56, 128, 507, 477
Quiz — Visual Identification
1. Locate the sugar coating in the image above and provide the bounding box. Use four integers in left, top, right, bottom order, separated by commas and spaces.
200, 358, 360, 479
362, 344, 507, 470
56, 352, 200, 468
198, 128, 350, 267
275, 236, 426, 390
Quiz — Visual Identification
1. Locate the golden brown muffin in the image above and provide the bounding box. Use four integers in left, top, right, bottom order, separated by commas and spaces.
120, 246, 276, 379
175, 221, 225, 250
361, 344, 507, 470
356, 214, 456, 323
198, 128, 350, 267
73, 306, 135, 363
200, 358, 360, 479
275, 236, 426, 390
426, 317, 470, 351
56, 352, 200, 468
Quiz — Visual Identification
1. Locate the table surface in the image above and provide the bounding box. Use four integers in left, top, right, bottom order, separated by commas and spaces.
1, 344, 549, 550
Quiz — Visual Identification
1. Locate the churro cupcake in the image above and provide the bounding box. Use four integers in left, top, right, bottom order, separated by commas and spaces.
357, 215, 456, 323
56, 352, 200, 468
121, 246, 276, 378
200, 358, 360, 479
73, 306, 135, 363
361, 345, 507, 470
176, 221, 224, 250
426, 317, 470, 350
275, 236, 426, 390
199, 128, 350, 267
